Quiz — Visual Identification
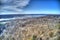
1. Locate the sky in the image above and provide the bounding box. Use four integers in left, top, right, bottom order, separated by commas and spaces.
0, 0, 60, 14
24, 0, 59, 14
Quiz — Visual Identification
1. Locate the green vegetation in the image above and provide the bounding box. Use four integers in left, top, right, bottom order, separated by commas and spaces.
9, 37, 15, 40
57, 24, 60, 29
57, 36, 60, 40
6, 36, 15, 40
0, 37, 2, 40
49, 32, 54, 37
52, 22, 60, 40
55, 22, 60, 35
32, 35, 37, 40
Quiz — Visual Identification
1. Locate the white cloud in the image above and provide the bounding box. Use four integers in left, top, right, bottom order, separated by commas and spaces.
0, 0, 30, 14
13, 0, 30, 8
1, 0, 30, 8
0, 11, 23, 15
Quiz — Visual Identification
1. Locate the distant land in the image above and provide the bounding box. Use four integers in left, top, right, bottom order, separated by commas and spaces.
0, 14, 60, 40
0, 14, 60, 18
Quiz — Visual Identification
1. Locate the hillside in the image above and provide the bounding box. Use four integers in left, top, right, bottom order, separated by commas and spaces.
0, 15, 60, 40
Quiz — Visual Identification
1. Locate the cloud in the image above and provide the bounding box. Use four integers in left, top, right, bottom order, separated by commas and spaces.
1, 0, 30, 8
0, 0, 30, 13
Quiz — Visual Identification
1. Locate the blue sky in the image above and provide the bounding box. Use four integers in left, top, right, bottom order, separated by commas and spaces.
0, 0, 60, 14
24, 0, 59, 14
